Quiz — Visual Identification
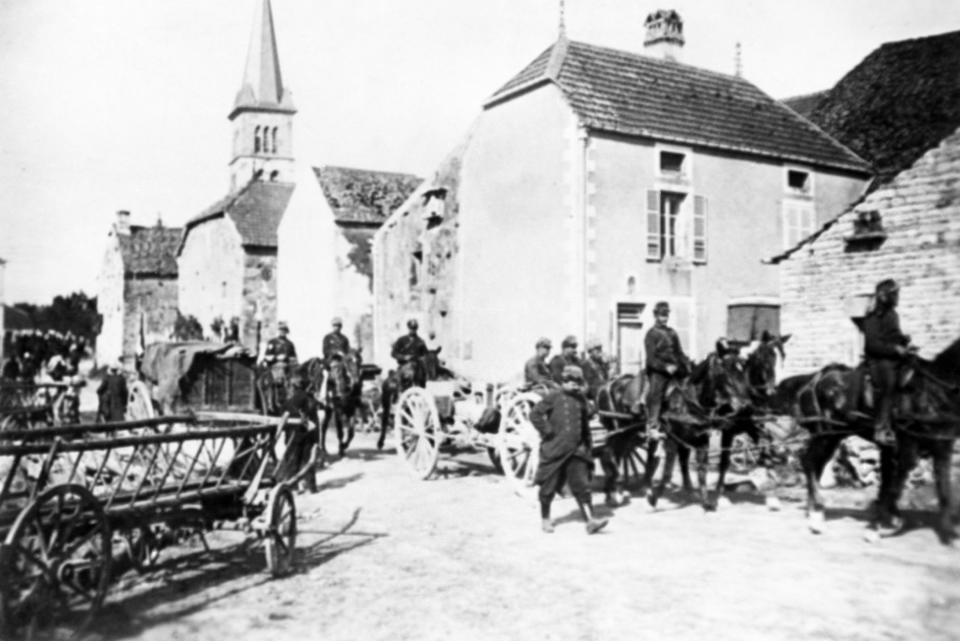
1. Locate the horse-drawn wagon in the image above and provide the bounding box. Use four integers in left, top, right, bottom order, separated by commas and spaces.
0, 411, 304, 638
1, 380, 85, 431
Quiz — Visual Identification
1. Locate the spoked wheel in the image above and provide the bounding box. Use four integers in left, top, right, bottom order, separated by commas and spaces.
611, 430, 649, 492
0, 484, 112, 640
393, 387, 441, 480
263, 485, 297, 578
497, 393, 541, 499
125, 380, 155, 421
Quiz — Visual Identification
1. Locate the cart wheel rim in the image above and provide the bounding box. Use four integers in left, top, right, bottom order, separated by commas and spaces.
497, 394, 541, 498
264, 485, 297, 577
393, 388, 440, 480
0, 484, 112, 639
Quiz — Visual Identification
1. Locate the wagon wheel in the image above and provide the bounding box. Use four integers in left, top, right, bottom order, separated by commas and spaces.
393, 387, 442, 480
497, 393, 541, 499
126, 380, 155, 421
264, 485, 297, 578
613, 430, 647, 491
0, 484, 112, 640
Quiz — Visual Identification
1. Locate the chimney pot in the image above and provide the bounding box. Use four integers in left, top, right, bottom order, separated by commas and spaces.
644, 9, 684, 62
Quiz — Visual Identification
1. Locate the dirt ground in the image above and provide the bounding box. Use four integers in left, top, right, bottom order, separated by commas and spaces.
78, 430, 960, 641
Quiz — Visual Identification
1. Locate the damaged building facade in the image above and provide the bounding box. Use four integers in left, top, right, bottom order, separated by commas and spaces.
373, 12, 870, 381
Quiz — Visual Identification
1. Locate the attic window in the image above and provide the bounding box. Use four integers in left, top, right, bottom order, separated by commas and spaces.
785, 168, 813, 196
844, 209, 887, 250
660, 151, 685, 175
423, 189, 447, 230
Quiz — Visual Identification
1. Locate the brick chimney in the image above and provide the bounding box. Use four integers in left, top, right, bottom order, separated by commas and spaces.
115, 210, 131, 235
644, 9, 684, 62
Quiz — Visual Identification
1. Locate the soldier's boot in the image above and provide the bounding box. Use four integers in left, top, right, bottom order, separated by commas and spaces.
540, 499, 554, 534
578, 498, 609, 535
873, 403, 896, 447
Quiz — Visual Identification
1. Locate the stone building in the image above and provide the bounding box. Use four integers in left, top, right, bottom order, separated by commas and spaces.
177, 0, 295, 353
97, 211, 181, 367
278, 165, 420, 359
773, 30, 960, 374
372, 11, 871, 381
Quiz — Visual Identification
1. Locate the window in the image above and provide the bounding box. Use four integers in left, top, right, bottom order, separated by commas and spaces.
784, 167, 813, 197
254, 126, 261, 153
727, 303, 780, 343
656, 144, 692, 182
660, 151, 685, 175
782, 200, 814, 250
272, 127, 278, 153
647, 191, 708, 263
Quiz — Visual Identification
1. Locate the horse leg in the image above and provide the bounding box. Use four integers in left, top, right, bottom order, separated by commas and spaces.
715, 428, 735, 509
639, 439, 660, 495
649, 437, 677, 509
696, 438, 712, 511
335, 406, 347, 456
802, 432, 841, 533
677, 441, 694, 493
320, 409, 331, 459
378, 386, 392, 450
932, 442, 957, 544
598, 443, 621, 506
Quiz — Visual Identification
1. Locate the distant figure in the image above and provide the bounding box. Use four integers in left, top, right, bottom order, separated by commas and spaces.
581, 338, 611, 399
524, 337, 557, 391
548, 335, 582, 384
322, 317, 351, 367
391, 319, 428, 366
97, 360, 128, 422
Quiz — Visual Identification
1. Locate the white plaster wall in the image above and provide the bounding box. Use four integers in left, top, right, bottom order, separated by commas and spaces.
333, 230, 376, 357
456, 85, 579, 382
95, 231, 125, 365
177, 216, 245, 335
277, 165, 337, 360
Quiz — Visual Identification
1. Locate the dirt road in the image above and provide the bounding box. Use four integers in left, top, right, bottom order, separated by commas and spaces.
89, 431, 960, 641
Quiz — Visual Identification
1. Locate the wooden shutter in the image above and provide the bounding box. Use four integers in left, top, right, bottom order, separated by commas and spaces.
693, 195, 707, 264
646, 190, 661, 262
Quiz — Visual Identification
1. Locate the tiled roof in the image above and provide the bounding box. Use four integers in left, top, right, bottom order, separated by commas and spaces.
781, 90, 830, 120
313, 166, 422, 225
118, 224, 182, 277
487, 39, 870, 173
800, 29, 960, 185
183, 180, 295, 253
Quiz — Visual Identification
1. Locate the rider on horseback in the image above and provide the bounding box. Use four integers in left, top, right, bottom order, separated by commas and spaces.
322, 317, 351, 367
862, 278, 916, 446
392, 319, 428, 383
644, 301, 691, 441
262, 321, 298, 403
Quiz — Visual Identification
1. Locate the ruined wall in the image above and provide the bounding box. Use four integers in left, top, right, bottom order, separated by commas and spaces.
242, 250, 279, 355
96, 234, 126, 365
121, 277, 178, 367
781, 128, 960, 375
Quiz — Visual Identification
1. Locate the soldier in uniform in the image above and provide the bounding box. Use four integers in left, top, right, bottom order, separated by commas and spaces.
531, 365, 609, 535
322, 317, 351, 367
523, 337, 556, 391
861, 278, 915, 445
549, 335, 582, 384
279, 373, 321, 493
391, 319, 428, 366
262, 321, 298, 401
581, 338, 610, 399
644, 301, 690, 440
96, 360, 128, 422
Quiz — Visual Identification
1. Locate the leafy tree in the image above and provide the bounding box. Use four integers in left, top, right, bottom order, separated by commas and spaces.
172, 311, 204, 341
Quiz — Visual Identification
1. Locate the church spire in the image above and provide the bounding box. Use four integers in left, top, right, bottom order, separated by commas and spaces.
231, 0, 295, 118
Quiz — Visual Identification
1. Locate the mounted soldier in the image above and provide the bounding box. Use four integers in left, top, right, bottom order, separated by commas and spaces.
644, 301, 690, 440
861, 278, 915, 445
549, 335, 582, 384
524, 337, 557, 392
392, 319, 429, 388
322, 317, 351, 368
261, 321, 298, 406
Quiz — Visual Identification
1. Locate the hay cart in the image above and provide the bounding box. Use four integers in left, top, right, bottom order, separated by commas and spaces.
0, 411, 304, 639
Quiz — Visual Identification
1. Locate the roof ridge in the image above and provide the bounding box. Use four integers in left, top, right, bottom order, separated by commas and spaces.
313, 164, 421, 179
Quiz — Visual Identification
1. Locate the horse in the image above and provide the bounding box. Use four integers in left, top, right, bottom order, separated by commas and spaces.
255, 362, 297, 416
377, 347, 446, 450
594, 374, 656, 502
645, 352, 754, 511
794, 337, 960, 543
321, 350, 364, 457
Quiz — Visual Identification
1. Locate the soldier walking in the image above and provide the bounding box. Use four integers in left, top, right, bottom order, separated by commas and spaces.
531, 365, 609, 535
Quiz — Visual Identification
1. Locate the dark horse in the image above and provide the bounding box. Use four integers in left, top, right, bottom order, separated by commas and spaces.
322, 350, 364, 456
595, 374, 653, 502
377, 347, 446, 450
645, 352, 754, 511
794, 337, 960, 543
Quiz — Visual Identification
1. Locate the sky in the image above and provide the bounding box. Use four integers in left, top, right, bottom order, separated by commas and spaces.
0, 0, 958, 304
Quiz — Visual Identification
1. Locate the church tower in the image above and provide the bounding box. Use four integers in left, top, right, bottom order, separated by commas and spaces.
228, 0, 296, 190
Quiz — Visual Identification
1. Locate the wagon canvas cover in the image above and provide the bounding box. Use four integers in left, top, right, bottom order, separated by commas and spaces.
139, 342, 256, 411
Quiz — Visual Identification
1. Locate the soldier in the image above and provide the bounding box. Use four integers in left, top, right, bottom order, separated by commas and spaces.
581, 338, 610, 399
523, 337, 556, 391
531, 365, 609, 535
549, 335, 582, 384
96, 360, 128, 422
644, 301, 690, 440
279, 374, 321, 493
862, 279, 915, 445
322, 317, 351, 366
391, 319, 428, 366
263, 321, 298, 369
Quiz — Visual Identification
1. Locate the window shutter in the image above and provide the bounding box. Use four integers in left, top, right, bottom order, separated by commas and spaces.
646, 190, 661, 262
693, 195, 707, 264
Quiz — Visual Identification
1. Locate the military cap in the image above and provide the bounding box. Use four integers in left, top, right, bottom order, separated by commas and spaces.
407, 319, 419, 329
331, 316, 343, 326
536, 337, 552, 349
561, 335, 578, 348
278, 321, 290, 332
585, 338, 602, 352
875, 279, 899, 295
561, 365, 584, 381
653, 301, 671, 315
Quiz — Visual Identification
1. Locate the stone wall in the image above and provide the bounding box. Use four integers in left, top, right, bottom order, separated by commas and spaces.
242, 251, 279, 355
96, 235, 126, 365
121, 277, 178, 367
781, 127, 960, 375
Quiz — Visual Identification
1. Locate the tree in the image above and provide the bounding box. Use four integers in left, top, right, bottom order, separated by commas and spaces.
172, 311, 204, 341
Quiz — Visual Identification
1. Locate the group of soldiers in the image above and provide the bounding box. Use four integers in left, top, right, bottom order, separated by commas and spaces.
1, 330, 88, 383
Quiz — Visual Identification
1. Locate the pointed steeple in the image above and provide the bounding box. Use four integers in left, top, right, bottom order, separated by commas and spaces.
230, 0, 295, 118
